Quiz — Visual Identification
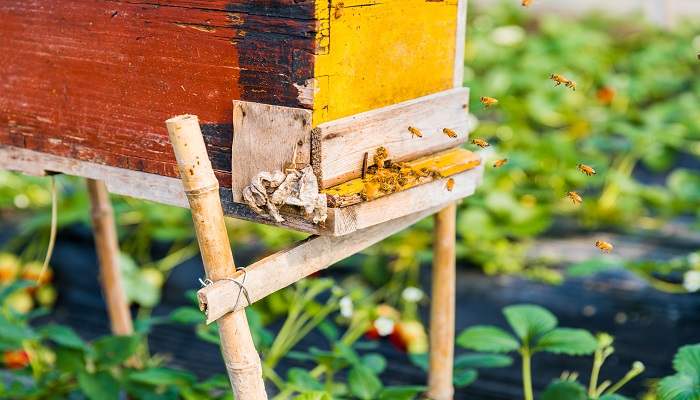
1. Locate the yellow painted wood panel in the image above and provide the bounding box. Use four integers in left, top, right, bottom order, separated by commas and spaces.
314, 0, 459, 126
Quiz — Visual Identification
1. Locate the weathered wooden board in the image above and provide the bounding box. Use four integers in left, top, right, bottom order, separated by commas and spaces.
0, 1, 317, 190
313, 0, 461, 124
231, 102, 313, 202
312, 88, 470, 188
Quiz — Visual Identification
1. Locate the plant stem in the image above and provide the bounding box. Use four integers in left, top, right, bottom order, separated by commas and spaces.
522, 347, 533, 400
261, 362, 286, 391
589, 348, 603, 398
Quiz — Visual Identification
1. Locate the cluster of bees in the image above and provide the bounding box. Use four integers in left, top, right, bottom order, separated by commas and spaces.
472, 31, 613, 254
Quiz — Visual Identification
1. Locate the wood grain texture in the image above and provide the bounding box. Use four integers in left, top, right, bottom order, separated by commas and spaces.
313, 0, 460, 125
166, 114, 266, 398
231, 101, 313, 202
453, 0, 468, 87
312, 88, 470, 188
198, 204, 446, 324
0, 1, 317, 189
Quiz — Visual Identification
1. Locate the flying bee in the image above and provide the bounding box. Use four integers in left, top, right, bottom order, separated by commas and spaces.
334, 2, 344, 18
408, 126, 422, 138
522, 0, 532, 6
550, 74, 569, 87
566, 191, 582, 204
595, 240, 613, 254
577, 163, 596, 176
493, 158, 508, 168
565, 80, 577, 91
445, 178, 455, 191
443, 128, 458, 139
471, 139, 490, 148
480, 96, 499, 109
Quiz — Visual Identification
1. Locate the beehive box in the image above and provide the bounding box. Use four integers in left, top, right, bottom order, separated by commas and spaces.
0, 0, 481, 236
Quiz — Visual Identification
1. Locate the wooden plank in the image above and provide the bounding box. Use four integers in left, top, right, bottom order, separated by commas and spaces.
312, 88, 470, 188
0, 1, 317, 188
453, 0, 468, 87
330, 163, 484, 236
231, 101, 313, 202
313, 0, 460, 125
198, 204, 446, 324
322, 147, 481, 207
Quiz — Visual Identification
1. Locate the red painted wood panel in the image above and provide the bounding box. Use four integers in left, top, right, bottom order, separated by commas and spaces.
0, 1, 317, 187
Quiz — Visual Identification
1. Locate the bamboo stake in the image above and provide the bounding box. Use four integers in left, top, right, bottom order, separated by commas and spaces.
86, 178, 141, 368
86, 179, 135, 336
426, 202, 457, 400
165, 114, 267, 399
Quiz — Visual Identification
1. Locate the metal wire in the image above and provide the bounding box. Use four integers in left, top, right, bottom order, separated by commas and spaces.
199, 267, 252, 314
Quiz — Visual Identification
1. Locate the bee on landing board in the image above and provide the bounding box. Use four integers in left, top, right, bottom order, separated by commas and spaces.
471, 139, 490, 148
577, 163, 596, 176
493, 158, 508, 168
408, 126, 422, 138
595, 241, 613, 254
480, 96, 499, 109
550, 74, 569, 87
522, 0, 532, 6
446, 178, 455, 191
443, 128, 458, 139
565, 80, 577, 91
334, 2, 344, 18
566, 191, 582, 204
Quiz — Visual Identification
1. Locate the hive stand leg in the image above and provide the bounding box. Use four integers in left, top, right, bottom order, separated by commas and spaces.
426, 202, 457, 400
86, 178, 136, 336
166, 115, 267, 399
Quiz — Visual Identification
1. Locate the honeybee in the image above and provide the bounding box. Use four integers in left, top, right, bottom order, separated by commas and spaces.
522, 0, 532, 6
480, 96, 499, 109
373, 146, 388, 167
471, 139, 490, 148
408, 126, 422, 138
565, 80, 577, 91
493, 158, 508, 168
550, 74, 569, 87
334, 2, 344, 18
566, 191, 582, 204
361, 182, 381, 201
443, 128, 458, 139
446, 178, 455, 191
595, 240, 613, 254
577, 163, 596, 176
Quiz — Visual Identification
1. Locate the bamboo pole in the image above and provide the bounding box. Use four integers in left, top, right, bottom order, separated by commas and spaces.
426, 202, 457, 400
86, 178, 141, 368
165, 114, 267, 399
86, 178, 135, 336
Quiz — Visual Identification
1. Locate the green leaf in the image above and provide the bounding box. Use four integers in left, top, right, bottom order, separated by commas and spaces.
658, 344, 700, 400
39, 325, 85, 349
0, 315, 37, 341
77, 370, 118, 400
334, 342, 361, 366
453, 369, 478, 387
540, 380, 588, 400
348, 365, 383, 400
0, 281, 34, 304
362, 353, 387, 374
454, 353, 513, 369
129, 367, 196, 387
91, 334, 141, 366
378, 386, 425, 400
503, 304, 558, 344
318, 320, 339, 341
55, 348, 86, 373
292, 392, 332, 400
534, 328, 598, 355
287, 368, 325, 392
197, 374, 231, 391
456, 326, 520, 353
170, 307, 205, 324
598, 395, 634, 400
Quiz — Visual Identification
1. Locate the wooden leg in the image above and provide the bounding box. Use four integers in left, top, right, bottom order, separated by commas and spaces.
86, 178, 135, 336
166, 115, 267, 399
426, 202, 457, 400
